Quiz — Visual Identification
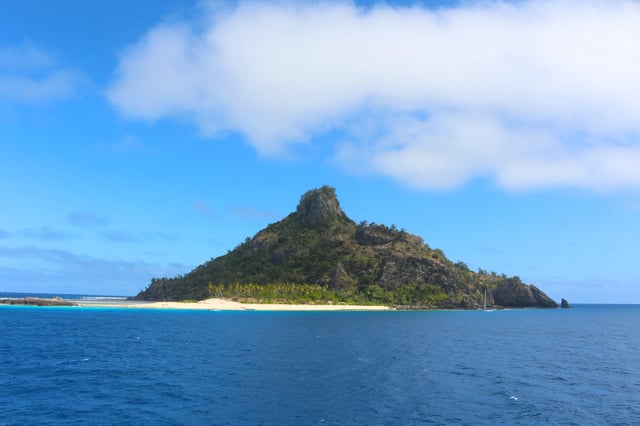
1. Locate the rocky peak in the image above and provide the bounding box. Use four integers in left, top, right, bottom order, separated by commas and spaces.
296, 186, 344, 226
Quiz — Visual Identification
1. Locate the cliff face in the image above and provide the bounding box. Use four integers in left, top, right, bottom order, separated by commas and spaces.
134, 186, 557, 309
492, 279, 557, 308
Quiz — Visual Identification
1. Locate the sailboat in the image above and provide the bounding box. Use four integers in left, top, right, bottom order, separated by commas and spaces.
484, 288, 495, 312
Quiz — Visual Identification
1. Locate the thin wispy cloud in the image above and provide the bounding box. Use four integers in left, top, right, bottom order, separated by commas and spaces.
0, 244, 188, 295
104, 230, 137, 243
0, 42, 84, 105
232, 206, 279, 222
192, 200, 218, 221
111, 134, 148, 153
21, 226, 76, 241
0, 43, 54, 72
108, 0, 640, 192
67, 211, 109, 227
103, 230, 177, 243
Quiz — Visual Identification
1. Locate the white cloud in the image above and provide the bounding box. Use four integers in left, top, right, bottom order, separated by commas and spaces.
107, 0, 640, 191
0, 43, 83, 105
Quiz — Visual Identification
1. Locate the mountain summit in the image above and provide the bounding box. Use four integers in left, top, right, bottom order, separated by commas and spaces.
295, 186, 346, 226
134, 186, 557, 309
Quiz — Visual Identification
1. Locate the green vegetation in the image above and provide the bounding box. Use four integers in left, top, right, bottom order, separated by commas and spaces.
206, 282, 450, 306
134, 186, 556, 309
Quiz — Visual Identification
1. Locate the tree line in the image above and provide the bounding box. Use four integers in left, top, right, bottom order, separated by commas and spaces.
207, 282, 451, 306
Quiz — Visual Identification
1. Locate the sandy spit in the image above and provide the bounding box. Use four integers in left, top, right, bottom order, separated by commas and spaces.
77, 298, 391, 311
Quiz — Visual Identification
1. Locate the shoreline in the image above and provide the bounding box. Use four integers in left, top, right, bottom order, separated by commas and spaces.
3, 296, 567, 311
77, 298, 392, 311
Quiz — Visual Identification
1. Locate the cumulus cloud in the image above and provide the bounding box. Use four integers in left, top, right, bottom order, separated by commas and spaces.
0, 42, 83, 105
107, 0, 640, 191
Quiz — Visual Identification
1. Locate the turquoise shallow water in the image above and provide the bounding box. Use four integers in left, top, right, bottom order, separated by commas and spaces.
1, 301, 638, 425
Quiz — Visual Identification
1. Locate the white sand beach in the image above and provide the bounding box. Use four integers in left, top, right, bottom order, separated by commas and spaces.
78, 298, 391, 311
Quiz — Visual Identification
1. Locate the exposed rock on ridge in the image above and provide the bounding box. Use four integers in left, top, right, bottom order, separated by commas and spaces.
296, 186, 345, 226
492, 280, 558, 308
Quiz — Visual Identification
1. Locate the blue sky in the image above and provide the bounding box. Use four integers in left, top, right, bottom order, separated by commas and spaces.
2, 0, 640, 302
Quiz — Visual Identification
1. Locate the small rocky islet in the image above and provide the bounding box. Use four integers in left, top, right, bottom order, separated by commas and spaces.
0, 296, 78, 307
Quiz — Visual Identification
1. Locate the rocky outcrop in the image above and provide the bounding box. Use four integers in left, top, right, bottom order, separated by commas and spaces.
0, 296, 78, 306
561, 298, 570, 308
296, 186, 345, 226
492, 280, 558, 308
329, 262, 357, 289
356, 225, 395, 246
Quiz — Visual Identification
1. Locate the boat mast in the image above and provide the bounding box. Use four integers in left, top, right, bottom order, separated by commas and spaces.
484, 288, 487, 310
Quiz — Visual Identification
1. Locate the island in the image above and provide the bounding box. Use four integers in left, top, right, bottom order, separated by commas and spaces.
132, 186, 559, 310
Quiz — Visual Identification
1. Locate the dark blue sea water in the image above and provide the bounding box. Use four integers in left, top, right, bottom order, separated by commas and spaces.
1, 300, 638, 425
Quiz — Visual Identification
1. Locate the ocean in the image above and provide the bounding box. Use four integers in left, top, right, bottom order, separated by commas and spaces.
0, 297, 638, 425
